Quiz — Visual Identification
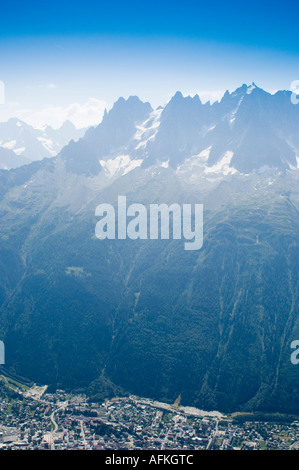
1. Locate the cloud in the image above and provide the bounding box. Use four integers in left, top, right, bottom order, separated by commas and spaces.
13, 97, 107, 129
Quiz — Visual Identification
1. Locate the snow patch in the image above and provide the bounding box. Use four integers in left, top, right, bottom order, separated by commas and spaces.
100, 155, 143, 178
289, 156, 299, 170
176, 148, 238, 182
176, 147, 211, 174
205, 151, 237, 176
37, 137, 57, 155
247, 84, 256, 94
14, 147, 26, 155
2, 140, 16, 150
187, 147, 212, 166
229, 96, 244, 125
134, 108, 162, 149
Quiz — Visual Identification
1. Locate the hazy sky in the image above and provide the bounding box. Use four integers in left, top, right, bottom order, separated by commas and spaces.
0, 0, 299, 128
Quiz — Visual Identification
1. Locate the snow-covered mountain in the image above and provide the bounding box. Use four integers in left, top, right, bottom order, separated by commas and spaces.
3, 84, 298, 175
60, 84, 299, 182
0, 118, 86, 170
0, 146, 31, 170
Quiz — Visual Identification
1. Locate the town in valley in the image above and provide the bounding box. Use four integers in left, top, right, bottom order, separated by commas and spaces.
0, 368, 298, 451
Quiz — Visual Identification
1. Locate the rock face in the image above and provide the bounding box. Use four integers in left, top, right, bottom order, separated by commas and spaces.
0, 85, 299, 414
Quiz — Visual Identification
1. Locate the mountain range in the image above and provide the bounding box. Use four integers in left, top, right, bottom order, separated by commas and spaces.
62, 83, 299, 177
0, 118, 86, 170
0, 84, 299, 414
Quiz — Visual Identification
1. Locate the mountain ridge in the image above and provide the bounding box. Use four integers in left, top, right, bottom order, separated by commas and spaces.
0, 118, 86, 170
0, 84, 299, 413
55, 84, 299, 177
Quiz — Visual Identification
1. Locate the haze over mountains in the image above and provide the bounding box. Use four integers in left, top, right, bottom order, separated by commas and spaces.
2, 83, 299, 175
56, 83, 299, 180
0, 118, 86, 170
0, 84, 299, 414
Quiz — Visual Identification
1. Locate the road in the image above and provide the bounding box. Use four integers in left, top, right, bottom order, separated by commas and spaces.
48, 401, 68, 449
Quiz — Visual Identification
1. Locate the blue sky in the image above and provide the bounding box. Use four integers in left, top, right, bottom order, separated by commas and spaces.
1, 0, 299, 127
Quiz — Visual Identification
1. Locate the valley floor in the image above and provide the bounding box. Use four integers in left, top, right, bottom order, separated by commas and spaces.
0, 376, 298, 450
